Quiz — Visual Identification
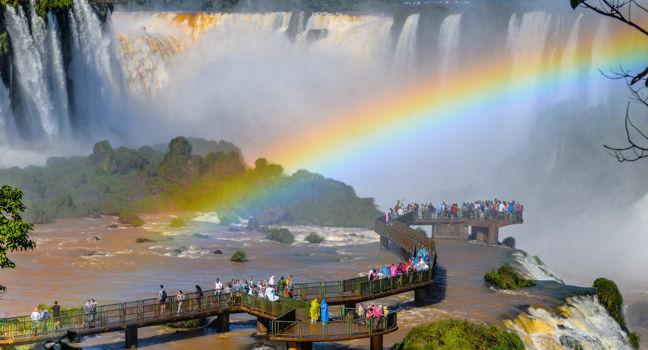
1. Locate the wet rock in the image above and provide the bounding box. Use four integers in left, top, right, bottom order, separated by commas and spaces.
213, 250, 223, 254
107, 224, 118, 228
192, 233, 209, 239
93, 236, 100, 241
135, 237, 155, 244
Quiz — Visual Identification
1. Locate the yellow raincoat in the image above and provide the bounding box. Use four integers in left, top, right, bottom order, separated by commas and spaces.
310, 299, 320, 322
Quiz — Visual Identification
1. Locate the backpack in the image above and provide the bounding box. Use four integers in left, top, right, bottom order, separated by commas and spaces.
160, 290, 167, 302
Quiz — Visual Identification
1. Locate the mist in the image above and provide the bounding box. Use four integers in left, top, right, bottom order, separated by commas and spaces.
1, 0, 648, 290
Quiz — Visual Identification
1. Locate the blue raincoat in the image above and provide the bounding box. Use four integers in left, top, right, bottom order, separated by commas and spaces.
320, 299, 329, 323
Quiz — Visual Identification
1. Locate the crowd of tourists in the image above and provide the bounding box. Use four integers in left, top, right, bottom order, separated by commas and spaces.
368, 248, 433, 280
25, 252, 431, 335
385, 199, 523, 223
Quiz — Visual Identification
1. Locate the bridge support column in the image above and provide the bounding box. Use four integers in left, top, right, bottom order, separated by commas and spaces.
414, 287, 427, 306
215, 312, 230, 332
286, 341, 312, 350
257, 316, 270, 335
380, 236, 389, 250
124, 325, 138, 349
488, 224, 499, 245
370, 334, 383, 350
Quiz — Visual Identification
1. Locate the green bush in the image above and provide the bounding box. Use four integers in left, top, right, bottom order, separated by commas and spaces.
230, 250, 247, 262
304, 232, 324, 244
170, 218, 186, 227
593, 278, 626, 329
118, 210, 144, 227
484, 264, 536, 290
629, 332, 640, 350
394, 319, 524, 350
263, 227, 295, 244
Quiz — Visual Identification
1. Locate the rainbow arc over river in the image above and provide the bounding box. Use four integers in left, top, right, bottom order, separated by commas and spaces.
266, 21, 648, 172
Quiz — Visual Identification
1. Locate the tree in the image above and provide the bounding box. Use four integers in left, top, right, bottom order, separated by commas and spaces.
570, 0, 648, 161
0, 185, 36, 291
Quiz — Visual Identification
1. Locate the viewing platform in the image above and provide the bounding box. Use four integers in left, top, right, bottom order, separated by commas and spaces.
0, 250, 434, 349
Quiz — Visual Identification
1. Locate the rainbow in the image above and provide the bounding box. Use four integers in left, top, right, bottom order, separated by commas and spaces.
265, 19, 648, 173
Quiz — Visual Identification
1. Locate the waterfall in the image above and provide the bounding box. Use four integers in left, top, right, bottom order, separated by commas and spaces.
438, 13, 462, 84
47, 12, 71, 135
588, 18, 611, 107
507, 296, 633, 350
68, 0, 126, 131
0, 81, 11, 143
502, 11, 552, 147
558, 14, 583, 101
5, 5, 58, 138
392, 14, 419, 75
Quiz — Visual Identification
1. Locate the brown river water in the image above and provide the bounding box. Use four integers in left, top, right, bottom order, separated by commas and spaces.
0, 215, 644, 349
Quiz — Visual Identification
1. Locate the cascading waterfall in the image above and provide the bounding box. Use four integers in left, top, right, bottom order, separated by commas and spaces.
392, 14, 419, 75
68, 0, 126, 131
502, 11, 553, 150
438, 13, 462, 84
558, 14, 583, 101
506, 296, 633, 350
5, 5, 60, 138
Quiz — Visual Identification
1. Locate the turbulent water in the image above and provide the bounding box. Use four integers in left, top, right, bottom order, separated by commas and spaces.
507, 296, 633, 350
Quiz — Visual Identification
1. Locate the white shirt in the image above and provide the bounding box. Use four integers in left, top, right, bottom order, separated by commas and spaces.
31, 311, 41, 321
215, 281, 223, 291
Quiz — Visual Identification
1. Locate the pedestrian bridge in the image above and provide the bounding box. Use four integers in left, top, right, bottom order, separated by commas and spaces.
0, 217, 436, 350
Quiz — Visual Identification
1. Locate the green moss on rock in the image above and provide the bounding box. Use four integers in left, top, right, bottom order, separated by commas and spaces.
118, 210, 144, 227
394, 319, 524, 350
230, 250, 246, 262
593, 278, 626, 329
484, 264, 536, 290
263, 227, 294, 244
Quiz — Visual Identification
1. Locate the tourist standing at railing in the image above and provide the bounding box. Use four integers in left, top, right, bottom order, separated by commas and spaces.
40, 307, 49, 333
158, 285, 168, 316
90, 299, 98, 327
52, 301, 61, 331
285, 275, 294, 298
320, 299, 329, 324
310, 299, 320, 324
176, 291, 185, 315
357, 303, 365, 322
214, 279, 223, 297
195, 285, 204, 312
83, 300, 92, 328
30, 307, 41, 335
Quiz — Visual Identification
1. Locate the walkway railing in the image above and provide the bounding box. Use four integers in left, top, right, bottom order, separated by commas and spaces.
270, 313, 397, 340
0, 266, 432, 343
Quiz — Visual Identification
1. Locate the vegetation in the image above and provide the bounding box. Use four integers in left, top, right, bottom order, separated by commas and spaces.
484, 264, 536, 290
0, 137, 380, 227
592, 278, 640, 349
230, 250, 246, 262
629, 332, 640, 350
0, 185, 35, 291
170, 218, 186, 228
593, 278, 626, 329
118, 210, 144, 227
501, 236, 515, 248
263, 227, 295, 245
304, 232, 324, 244
393, 319, 524, 350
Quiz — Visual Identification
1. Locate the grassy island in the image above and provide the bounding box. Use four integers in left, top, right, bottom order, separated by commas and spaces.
263, 227, 295, 244
394, 319, 524, 350
230, 250, 247, 262
484, 264, 536, 290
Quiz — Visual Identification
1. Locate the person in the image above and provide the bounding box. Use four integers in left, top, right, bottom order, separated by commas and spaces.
320, 299, 329, 324
278, 276, 286, 294
357, 303, 365, 321
265, 285, 279, 302
176, 290, 185, 315
383, 305, 389, 317
214, 279, 223, 298
31, 307, 41, 335
52, 301, 61, 331
90, 299, 97, 327
41, 307, 49, 333
285, 275, 293, 298
195, 285, 204, 312
310, 299, 320, 324
159, 285, 168, 316
83, 300, 92, 328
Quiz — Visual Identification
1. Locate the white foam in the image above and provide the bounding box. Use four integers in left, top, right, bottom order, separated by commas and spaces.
193, 211, 221, 224
513, 250, 563, 283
